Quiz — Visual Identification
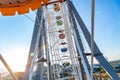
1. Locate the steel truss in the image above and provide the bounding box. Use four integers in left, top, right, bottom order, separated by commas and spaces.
68, 1, 120, 80
23, 0, 120, 80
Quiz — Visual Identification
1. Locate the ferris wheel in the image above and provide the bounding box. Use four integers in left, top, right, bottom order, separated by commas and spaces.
0, 0, 120, 80
28, 1, 81, 80
44, 2, 81, 80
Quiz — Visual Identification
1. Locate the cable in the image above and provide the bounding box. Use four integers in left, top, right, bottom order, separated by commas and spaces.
24, 14, 35, 22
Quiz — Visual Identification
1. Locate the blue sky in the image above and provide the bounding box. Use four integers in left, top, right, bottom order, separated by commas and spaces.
73, 0, 120, 60
0, 0, 120, 72
0, 12, 36, 71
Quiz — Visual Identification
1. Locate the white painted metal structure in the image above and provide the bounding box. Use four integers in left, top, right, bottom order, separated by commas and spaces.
23, 0, 120, 80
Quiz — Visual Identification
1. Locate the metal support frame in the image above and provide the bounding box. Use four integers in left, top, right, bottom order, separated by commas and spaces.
70, 11, 92, 80
72, 22, 92, 80
23, 8, 44, 80
33, 11, 44, 80
44, 19, 52, 80
23, 1, 120, 80
91, 0, 95, 79
0, 54, 17, 80
67, 1, 89, 80
70, 15, 87, 80
77, 55, 85, 80
69, 1, 120, 80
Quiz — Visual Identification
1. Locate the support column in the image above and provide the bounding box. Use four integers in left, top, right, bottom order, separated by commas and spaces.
67, 1, 91, 79
34, 13, 44, 80
69, 1, 120, 80
0, 54, 17, 80
44, 19, 52, 80
23, 8, 43, 80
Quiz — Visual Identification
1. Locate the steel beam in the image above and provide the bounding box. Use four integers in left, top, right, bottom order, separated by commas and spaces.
0, 54, 17, 80
67, 2, 92, 79
23, 8, 43, 80
67, 1, 90, 80
33, 12, 44, 80
70, 1, 120, 80
44, 19, 52, 80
